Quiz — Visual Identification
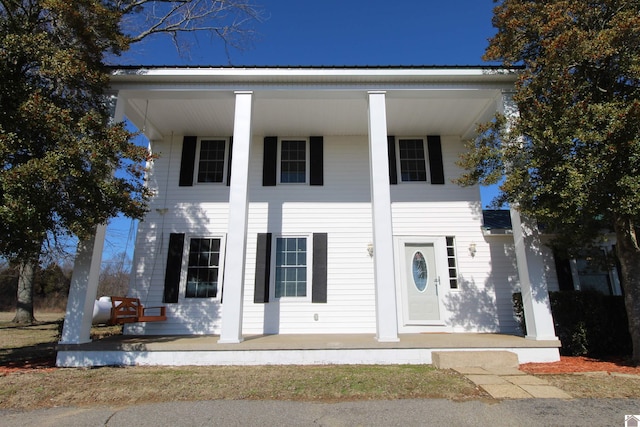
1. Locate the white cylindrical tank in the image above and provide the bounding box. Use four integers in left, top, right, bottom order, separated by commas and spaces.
92, 296, 112, 324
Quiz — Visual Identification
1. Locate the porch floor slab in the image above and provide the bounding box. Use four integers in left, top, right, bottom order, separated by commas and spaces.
59, 332, 559, 351
56, 333, 561, 367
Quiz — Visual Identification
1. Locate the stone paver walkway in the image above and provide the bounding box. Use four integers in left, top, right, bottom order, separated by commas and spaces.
454, 366, 572, 399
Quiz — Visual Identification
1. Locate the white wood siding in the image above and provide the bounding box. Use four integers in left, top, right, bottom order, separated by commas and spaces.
242, 136, 376, 334
390, 136, 519, 333
127, 134, 232, 334
127, 133, 527, 335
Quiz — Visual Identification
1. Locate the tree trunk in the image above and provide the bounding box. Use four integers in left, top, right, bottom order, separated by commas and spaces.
12, 257, 38, 324
614, 216, 640, 365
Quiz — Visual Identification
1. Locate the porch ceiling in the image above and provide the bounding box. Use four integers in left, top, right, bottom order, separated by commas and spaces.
121, 88, 501, 141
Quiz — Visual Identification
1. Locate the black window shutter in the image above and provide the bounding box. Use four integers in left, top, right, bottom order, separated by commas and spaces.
179, 136, 197, 187
262, 136, 278, 186
164, 233, 185, 303
312, 233, 328, 303
254, 233, 272, 303
387, 136, 398, 185
226, 136, 233, 186
427, 135, 445, 185
309, 136, 324, 186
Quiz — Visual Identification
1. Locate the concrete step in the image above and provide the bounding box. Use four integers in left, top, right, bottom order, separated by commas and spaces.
432, 350, 519, 369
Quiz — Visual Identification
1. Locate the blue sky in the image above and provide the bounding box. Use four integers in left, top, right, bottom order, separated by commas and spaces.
105, 1, 500, 262
119, 1, 498, 66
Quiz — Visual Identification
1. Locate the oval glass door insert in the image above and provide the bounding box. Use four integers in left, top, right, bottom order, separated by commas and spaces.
412, 251, 428, 292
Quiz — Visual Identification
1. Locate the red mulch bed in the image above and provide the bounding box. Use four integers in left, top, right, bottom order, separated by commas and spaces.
521, 356, 640, 375
0, 358, 57, 375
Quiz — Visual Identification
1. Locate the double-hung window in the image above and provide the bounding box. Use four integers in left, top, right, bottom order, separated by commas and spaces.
398, 138, 427, 182
254, 233, 327, 304
388, 136, 445, 185
279, 139, 308, 184
262, 136, 323, 186
196, 138, 228, 184
185, 237, 222, 298
274, 236, 309, 298
178, 136, 232, 187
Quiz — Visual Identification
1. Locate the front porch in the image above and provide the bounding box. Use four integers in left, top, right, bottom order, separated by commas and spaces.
56, 333, 560, 367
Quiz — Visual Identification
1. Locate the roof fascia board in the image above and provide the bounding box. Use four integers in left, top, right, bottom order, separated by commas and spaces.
110, 67, 519, 86
112, 83, 516, 95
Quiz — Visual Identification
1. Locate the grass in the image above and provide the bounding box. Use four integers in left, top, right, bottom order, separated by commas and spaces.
542, 373, 640, 399
0, 312, 62, 368
0, 312, 122, 369
0, 365, 485, 410
0, 311, 487, 409
2, 311, 640, 410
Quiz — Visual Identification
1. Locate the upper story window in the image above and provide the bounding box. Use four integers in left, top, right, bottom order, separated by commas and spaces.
398, 138, 427, 182
197, 138, 228, 184
387, 135, 445, 185
178, 136, 232, 187
262, 136, 323, 187
279, 139, 308, 184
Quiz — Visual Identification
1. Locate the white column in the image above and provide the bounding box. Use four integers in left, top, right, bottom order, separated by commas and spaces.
367, 91, 399, 342
510, 208, 558, 340
499, 90, 557, 341
59, 225, 107, 344
59, 94, 124, 345
219, 91, 253, 344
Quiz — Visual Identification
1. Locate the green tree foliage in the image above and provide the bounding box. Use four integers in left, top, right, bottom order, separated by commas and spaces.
458, 0, 640, 363
1, 0, 262, 323
0, 1, 151, 322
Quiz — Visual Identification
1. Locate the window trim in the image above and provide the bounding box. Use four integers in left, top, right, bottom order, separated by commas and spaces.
181, 234, 227, 301
194, 137, 230, 185
277, 138, 310, 185
395, 137, 429, 183
270, 234, 313, 301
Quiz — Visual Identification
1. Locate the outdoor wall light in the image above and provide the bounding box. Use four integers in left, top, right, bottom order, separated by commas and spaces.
367, 242, 374, 258
469, 242, 477, 258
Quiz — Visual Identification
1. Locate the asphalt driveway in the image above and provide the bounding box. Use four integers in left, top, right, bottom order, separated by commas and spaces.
1, 398, 639, 426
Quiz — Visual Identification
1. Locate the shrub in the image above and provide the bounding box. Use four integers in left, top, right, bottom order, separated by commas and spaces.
513, 291, 631, 357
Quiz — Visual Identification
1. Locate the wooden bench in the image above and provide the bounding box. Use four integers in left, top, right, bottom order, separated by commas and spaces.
109, 297, 167, 325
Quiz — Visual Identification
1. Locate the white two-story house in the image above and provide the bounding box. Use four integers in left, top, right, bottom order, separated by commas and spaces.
57, 66, 561, 366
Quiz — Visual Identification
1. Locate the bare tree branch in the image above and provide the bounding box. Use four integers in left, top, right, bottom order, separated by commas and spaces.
117, 0, 264, 53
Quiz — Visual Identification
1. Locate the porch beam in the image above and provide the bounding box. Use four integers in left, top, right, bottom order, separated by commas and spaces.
219, 91, 254, 344
367, 91, 399, 342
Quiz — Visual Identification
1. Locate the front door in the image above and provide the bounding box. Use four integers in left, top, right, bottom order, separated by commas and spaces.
396, 237, 447, 326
